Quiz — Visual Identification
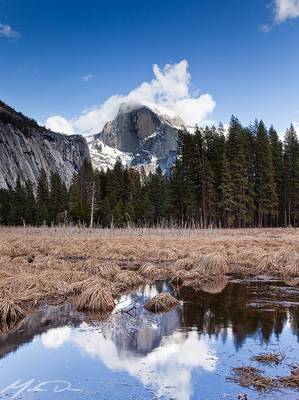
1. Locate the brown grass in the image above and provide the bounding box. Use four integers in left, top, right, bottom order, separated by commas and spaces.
0, 290, 26, 325
229, 363, 299, 393
138, 263, 166, 279
197, 254, 229, 275
253, 352, 285, 366
185, 275, 228, 294
173, 258, 197, 271
76, 285, 115, 313
228, 366, 278, 391
0, 226, 299, 330
144, 293, 179, 313
278, 366, 299, 389
283, 277, 299, 287
71, 277, 116, 295
114, 271, 143, 290
173, 254, 228, 275
79, 260, 121, 278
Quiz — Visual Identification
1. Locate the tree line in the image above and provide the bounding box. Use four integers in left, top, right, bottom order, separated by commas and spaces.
1, 116, 299, 228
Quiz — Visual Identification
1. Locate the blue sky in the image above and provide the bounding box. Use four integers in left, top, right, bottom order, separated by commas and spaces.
1, 0, 299, 135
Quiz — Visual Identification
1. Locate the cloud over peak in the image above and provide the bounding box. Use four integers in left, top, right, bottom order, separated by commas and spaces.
274, 0, 299, 23
0, 23, 20, 39
45, 60, 216, 136
260, 0, 299, 32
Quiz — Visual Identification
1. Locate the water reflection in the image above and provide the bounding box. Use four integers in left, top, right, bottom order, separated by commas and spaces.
40, 284, 218, 400
54, 328, 217, 400
1, 280, 299, 399
178, 281, 299, 347
0, 304, 83, 359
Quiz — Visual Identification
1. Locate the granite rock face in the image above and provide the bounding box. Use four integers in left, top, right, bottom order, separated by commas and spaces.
89, 103, 184, 173
0, 100, 185, 190
0, 101, 90, 189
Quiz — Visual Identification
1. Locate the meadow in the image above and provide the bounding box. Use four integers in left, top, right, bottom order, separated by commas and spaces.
1, 226, 299, 331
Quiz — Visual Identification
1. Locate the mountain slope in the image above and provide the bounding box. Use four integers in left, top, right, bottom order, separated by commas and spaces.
88, 103, 184, 173
0, 101, 90, 189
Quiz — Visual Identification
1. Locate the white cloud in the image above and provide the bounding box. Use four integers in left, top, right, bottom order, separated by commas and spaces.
41, 327, 71, 348
260, 0, 299, 32
45, 60, 216, 136
0, 23, 20, 39
274, 0, 299, 23
81, 73, 93, 82
45, 115, 74, 135
259, 24, 272, 32
42, 326, 218, 400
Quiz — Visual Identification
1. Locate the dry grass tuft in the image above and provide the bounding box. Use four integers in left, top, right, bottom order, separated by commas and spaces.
228, 366, 278, 391
184, 275, 228, 294
0, 290, 26, 325
229, 363, 299, 393
95, 263, 122, 279
278, 366, 299, 389
0, 271, 13, 279
283, 277, 299, 287
197, 254, 229, 275
76, 286, 115, 313
253, 352, 285, 366
173, 258, 197, 271
71, 277, 116, 295
138, 263, 166, 279
79, 260, 121, 278
170, 269, 192, 287
43, 280, 72, 296
114, 271, 142, 289
0, 274, 42, 293
1, 244, 29, 258
139, 263, 158, 276
1, 226, 299, 331
39, 270, 89, 285
144, 293, 179, 313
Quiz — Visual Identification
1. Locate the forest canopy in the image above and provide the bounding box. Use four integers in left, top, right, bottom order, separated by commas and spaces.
1, 116, 299, 228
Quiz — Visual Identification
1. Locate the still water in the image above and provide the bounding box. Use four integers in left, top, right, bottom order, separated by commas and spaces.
0, 279, 299, 399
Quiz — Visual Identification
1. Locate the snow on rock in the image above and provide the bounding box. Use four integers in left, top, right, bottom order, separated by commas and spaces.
87, 136, 132, 171
88, 103, 184, 173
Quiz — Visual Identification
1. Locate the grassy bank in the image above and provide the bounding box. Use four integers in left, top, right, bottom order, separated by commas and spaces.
0, 227, 299, 330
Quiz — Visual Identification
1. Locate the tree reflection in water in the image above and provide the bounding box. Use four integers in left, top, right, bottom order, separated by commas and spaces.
0, 279, 298, 400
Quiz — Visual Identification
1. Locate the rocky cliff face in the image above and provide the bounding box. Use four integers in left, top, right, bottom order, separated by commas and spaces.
89, 103, 184, 173
0, 101, 90, 189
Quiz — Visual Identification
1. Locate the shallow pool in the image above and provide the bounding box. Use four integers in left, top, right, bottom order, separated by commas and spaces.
0, 279, 299, 399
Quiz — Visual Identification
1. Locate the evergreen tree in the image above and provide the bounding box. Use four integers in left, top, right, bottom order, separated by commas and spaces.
90, 169, 101, 228
36, 170, 50, 225
269, 126, 284, 226
168, 158, 184, 224
242, 126, 256, 226
219, 154, 235, 227
204, 125, 225, 226
0, 189, 11, 224
23, 180, 36, 224
49, 172, 68, 223
69, 173, 81, 222
1, 116, 298, 229
7, 178, 27, 225
255, 121, 278, 227
180, 128, 198, 222
283, 124, 299, 226
226, 116, 249, 227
